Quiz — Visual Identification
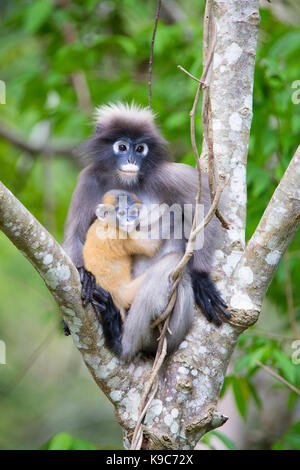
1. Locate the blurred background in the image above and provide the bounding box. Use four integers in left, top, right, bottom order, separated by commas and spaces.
0, 0, 300, 450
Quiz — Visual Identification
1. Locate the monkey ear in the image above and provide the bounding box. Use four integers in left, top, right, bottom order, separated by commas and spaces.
95, 204, 108, 220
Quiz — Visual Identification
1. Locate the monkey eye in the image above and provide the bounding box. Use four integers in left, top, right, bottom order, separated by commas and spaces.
113, 140, 129, 154
117, 209, 126, 217
135, 143, 148, 157
129, 208, 139, 218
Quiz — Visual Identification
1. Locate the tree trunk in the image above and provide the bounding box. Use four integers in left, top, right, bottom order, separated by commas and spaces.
0, 0, 299, 450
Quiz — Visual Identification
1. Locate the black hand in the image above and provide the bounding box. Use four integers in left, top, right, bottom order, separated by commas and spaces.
191, 271, 231, 326
92, 293, 123, 356
78, 266, 96, 307
77, 267, 123, 356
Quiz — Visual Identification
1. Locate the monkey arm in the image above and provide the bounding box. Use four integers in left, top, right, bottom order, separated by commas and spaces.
79, 263, 123, 356
191, 271, 230, 325
63, 166, 112, 304
117, 272, 147, 309
63, 166, 105, 267
126, 237, 161, 257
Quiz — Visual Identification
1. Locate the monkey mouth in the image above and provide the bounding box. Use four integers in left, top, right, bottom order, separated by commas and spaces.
117, 165, 140, 181
119, 170, 139, 177
117, 165, 140, 186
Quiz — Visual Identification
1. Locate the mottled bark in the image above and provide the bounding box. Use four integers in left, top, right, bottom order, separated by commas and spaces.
0, 0, 299, 450
231, 146, 300, 325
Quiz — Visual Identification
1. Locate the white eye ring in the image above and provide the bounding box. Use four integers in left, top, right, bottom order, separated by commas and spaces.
113, 140, 129, 154
135, 143, 148, 157
129, 208, 139, 217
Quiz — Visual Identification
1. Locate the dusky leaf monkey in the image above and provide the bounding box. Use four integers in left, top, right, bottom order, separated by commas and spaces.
63, 102, 230, 360
83, 190, 161, 321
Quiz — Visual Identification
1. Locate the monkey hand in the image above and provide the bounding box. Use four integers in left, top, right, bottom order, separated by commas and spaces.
78, 266, 99, 306
92, 290, 123, 356
78, 267, 123, 356
191, 271, 231, 326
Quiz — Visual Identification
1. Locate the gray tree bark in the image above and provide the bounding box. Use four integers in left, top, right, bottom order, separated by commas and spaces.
0, 0, 299, 450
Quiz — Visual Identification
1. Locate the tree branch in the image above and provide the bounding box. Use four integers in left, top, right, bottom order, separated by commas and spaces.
230, 146, 300, 326
148, 0, 162, 108
256, 361, 300, 397
203, 0, 260, 275
0, 122, 79, 162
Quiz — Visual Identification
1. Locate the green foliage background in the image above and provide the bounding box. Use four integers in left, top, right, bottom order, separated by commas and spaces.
0, 0, 299, 450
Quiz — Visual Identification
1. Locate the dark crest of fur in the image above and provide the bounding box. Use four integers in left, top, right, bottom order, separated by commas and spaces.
80, 103, 171, 182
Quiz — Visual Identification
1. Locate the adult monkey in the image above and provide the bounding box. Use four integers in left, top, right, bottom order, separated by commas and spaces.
63, 103, 229, 360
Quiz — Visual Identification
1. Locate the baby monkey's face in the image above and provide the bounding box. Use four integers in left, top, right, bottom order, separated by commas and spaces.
95, 191, 142, 234
116, 203, 140, 232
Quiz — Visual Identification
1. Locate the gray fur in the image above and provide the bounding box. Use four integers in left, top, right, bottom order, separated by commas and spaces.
121, 252, 194, 361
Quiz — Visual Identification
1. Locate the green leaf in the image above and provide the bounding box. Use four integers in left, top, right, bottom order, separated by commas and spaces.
231, 377, 250, 419
248, 382, 262, 409
44, 432, 73, 450
209, 431, 237, 450
234, 346, 271, 373
272, 421, 300, 450
201, 432, 214, 449
41, 432, 97, 450
114, 36, 137, 56
273, 350, 297, 384
219, 376, 232, 398
269, 31, 300, 61
24, 1, 53, 33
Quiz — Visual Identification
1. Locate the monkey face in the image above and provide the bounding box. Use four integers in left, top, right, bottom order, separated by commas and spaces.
97, 190, 142, 234
116, 204, 140, 233
82, 104, 170, 188
112, 138, 148, 184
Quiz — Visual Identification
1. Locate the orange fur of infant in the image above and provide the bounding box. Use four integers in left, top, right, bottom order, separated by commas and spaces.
83, 218, 161, 312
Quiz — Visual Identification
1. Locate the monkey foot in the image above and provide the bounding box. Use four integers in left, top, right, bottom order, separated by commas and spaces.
191, 271, 231, 326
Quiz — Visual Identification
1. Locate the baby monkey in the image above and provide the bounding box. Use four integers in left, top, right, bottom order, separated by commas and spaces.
83, 190, 161, 321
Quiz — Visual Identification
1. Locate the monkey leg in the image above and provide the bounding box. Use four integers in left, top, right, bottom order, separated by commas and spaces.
191, 271, 230, 326
121, 252, 195, 362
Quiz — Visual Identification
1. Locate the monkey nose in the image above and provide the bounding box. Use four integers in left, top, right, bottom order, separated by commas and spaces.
127, 156, 135, 164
